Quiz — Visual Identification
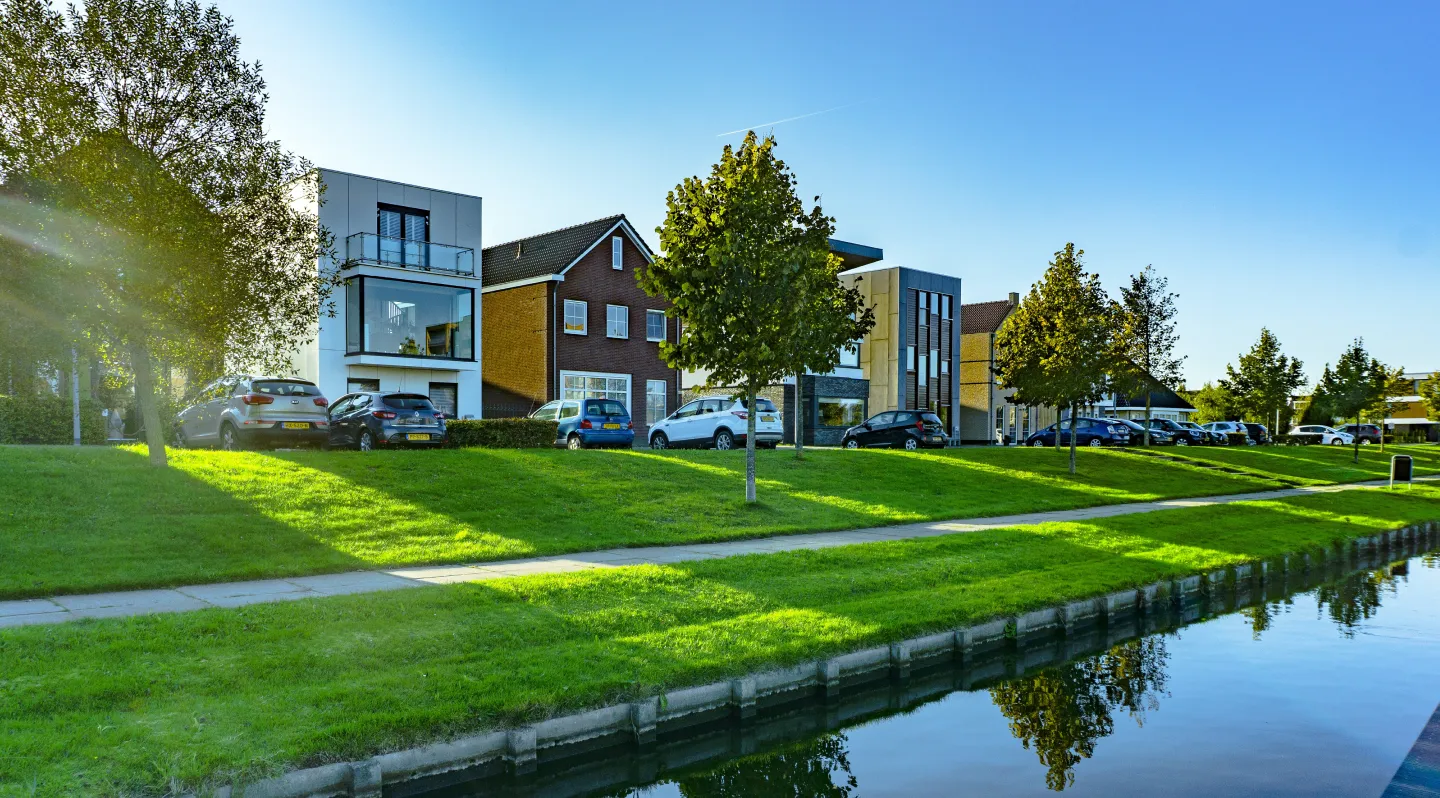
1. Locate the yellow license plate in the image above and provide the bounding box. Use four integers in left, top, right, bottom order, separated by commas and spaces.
762, 415, 776, 422
603, 423, 622, 430
281, 422, 308, 429
408, 433, 431, 441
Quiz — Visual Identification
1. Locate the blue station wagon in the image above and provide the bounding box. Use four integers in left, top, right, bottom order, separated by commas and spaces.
532, 398, 635, 449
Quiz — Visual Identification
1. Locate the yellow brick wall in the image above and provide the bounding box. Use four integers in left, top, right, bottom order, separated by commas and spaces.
842, 268, 900, 413
481, 282, 548, 404
959, 331, 994, 441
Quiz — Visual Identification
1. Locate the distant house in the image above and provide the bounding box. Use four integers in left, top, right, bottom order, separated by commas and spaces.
958, 294, 1060, 444
1090, 383, 1196, 423
479, 215, 677, 439
1384, 371, 1438, 442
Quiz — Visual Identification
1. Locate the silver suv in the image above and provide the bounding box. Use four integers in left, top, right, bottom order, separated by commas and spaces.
176, 376, 330, 450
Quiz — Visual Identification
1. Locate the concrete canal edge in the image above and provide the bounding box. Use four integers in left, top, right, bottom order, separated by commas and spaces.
209, 520, 1440, 798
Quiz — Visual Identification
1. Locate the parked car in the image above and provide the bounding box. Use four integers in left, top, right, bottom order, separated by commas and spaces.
1024, 417, 1133, 447
1286, 425, 1354, 446
648, 395, 783, 450
1334, 423, 1383, 445
1203, 421, 1253, 446
1242, 423, 1271, 445
176, 375, 330, 451
1145, 418, 1208, 446
840, 410, 949, 450
1116, 418, 1174, 445
531, 398, 635, 449
1178, 420, 1224, 445
327, 392, 447, 450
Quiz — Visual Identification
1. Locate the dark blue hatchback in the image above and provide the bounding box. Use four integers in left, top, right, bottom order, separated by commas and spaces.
1024, 417, 1133, 447
531, 398, 635, 449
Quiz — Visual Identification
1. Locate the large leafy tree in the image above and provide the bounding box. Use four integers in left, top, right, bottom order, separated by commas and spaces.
1185, 381, 1238, 424
1114, 264, 1183, 446
1219, 328, 1305, 432
640, 131, 867, 501
1366, 364, 1409, 453
0, 0, 334, 466
995, 243, 1113, 474
1312, 338, 1389, 463
1421, 372, 1440, 422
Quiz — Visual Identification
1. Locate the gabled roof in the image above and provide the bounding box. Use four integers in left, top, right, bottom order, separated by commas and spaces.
481, 214, 654, 287
961, 299, 1015, 334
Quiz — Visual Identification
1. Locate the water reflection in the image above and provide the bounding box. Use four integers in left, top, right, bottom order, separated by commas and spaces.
989, 638, 1170, 791
673, 734, 857, 798
1315, 565, 1403, 636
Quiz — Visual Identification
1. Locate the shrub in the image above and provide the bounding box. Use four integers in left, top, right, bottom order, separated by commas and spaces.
446, 418, 557, 448
0, 394, 107, 445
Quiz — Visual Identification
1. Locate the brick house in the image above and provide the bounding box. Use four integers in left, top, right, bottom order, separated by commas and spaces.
480, 215, 677, 439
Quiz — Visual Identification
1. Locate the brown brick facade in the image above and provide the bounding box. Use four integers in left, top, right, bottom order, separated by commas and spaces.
480, 281, 548, 414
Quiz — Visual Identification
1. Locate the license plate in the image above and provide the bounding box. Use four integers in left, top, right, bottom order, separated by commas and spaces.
930, 436, 943, 442
408, 433, 431, 441
281, 422, 308, 430
603, 423, 622, 430
761, 415, 776, 422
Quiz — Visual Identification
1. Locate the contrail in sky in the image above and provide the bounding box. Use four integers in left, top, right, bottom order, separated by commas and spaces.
715, 103, 861, 137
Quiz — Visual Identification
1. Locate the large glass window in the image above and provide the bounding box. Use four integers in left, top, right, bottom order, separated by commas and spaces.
646, 379, 666, 425
561, 371, 629, 408
818, 397, 864, 427
345, 277, 473, 359
378, 206, 428, 268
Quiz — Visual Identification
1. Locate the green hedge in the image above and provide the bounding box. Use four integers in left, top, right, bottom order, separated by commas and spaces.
445, 418, 557, 448
0, 394, 107, 445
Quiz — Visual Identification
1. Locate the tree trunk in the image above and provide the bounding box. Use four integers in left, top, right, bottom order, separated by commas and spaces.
745, 388, 758, 503
1353, 413, 1360, 464
1068, 403, 1079, 474
1054, 407, 1062, 452
71, 347, 81, 446
130, 341, 168, 467
1144, 392, 1153, 447
794, 375, 804, 460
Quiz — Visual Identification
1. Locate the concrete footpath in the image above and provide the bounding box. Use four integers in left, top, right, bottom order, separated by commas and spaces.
2, 475, 1434, 629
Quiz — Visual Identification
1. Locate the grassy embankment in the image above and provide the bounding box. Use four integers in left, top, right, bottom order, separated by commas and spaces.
2, 483, 1438, 796
0, 443, 1333, 599
1146, 443, 1440, 486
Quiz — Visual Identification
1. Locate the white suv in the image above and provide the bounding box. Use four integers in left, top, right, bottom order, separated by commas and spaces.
1288, 425, 1354, 446
649, 395, 783, 450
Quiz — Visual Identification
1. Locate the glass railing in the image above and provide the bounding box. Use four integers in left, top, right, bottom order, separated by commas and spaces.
344, 233, 475, 277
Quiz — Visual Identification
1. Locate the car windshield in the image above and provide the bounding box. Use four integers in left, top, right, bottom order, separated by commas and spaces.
920, 412, 943, 425
383, 395, 435, 410
253, 380, 321, 397
738, 398, 779, 413
587, 400, 627, 417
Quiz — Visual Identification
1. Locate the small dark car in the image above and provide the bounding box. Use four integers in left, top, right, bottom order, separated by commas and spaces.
841, 410, 949, 450
1117, 418, 1173, 445
1148, 418, 1207, 446
327, 392, 447, 451
1334, 423, 1382, 445
1242, 423, 1272, 445
1025, 417, 1132, 447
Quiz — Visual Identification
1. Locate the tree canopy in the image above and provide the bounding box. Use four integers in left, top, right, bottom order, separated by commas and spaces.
1311, 338, 1391, 462
1219, 328, 1305, 429
1421, 372, 1440, 422
1114, 264, 1183, 445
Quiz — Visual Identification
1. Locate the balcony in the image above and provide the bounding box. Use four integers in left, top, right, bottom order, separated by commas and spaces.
344, 233, 475, 277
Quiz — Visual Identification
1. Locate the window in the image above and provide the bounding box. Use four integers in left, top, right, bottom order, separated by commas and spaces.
429, 382, 457, 417
699, 398, 724, 414
646, 310, 666, 342
940, 295, 951, 320
818, 397, 864, 427
673, 400, 701, 419
560, 371, 629, 408
907, 345, 916, 371
253, 380, 322, 397
564, 299, 587, 335
347, 379, 380, 394
378, 205, 429, 268
838, 342, 859, 368
559, 402, 580, 420
930, 349, 939, 379
918, 355, 928, 386
587, 399, 628, 417
940, 358, 949, 375
612, 236, 623, 270
646, 380, 667, 426
607, 305, 629, 339
894, 411, 916, 425
918, 292, 928, 326
532, 401, 560, 421
329, 396, 354, 416
739, 397, 779, 412
345, 277, 473, 359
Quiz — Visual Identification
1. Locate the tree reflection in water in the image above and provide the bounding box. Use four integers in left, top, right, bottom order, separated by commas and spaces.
675, 733, 858, 798
1315, 565, 1401, 637
990, 637, 1170, 791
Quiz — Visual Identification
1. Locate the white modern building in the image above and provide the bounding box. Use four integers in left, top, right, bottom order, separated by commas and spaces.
288, 169, 483, 418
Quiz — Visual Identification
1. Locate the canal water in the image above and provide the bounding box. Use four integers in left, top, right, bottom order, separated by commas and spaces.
411, 545, 1440, 797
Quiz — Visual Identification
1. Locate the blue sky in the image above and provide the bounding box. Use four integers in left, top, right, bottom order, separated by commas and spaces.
227, 1, 1437, 385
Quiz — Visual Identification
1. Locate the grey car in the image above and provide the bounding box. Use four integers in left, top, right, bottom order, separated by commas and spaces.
176, 376, 331, 450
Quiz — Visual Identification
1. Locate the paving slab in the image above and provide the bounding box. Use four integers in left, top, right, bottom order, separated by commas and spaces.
52, 589, 210, 618
0, 598, 63, 618
287, 572, 416, 596
176, 579, 316, 607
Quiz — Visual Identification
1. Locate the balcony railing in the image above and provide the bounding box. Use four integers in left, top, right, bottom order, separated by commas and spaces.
344, 233, 475, 277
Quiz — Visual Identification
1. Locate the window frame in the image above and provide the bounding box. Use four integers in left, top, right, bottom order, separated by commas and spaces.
645, 309, 667, 343
816, 396, 865, 428
645, 379, 667, 426
344, 275, 475, 361
612, 236, 624, 270
559, 370, 631, 409
563, 299, 588, 336
606, 304, 629, 339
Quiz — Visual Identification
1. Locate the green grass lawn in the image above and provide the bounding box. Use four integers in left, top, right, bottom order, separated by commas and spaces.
1152, 442, 1440, 485
0, 444, 1299, 599
2, 484, 1437, 797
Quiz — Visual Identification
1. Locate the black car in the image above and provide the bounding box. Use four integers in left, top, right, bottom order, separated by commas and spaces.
841, 410, 949, 450
1148, 418, 1207, 446
1025, 417, 1133, 447
1242, 423, 1271, 445
327, 392, 448, 451
1117, 418, 1173, 445
1335, 423, 1382, 444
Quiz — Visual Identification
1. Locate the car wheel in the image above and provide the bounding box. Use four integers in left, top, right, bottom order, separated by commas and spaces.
714, 429, 735, 451
1087, 437, 1104, 447
358, 430, 375, 452
844, 438, 860, 449
220, 423, 241, 452
1329, 438, 1343, 446
650, 432, 668, 450
903, 437, 919, 451
1176, 437, 1189, 446
1031, 439, 1044, 447
567, 434, 584, 450
1360, 439, 1371, 445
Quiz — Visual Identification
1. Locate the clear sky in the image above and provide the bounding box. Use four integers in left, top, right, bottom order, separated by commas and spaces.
226, 1, 1436, 386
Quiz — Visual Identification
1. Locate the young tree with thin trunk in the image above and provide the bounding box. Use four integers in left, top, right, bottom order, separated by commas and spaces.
995, 244, 1114, 475
1366, 364, 1408, 453
786, 268, 873, 460
640, 132, 867, 501
1219, 328, 1305, 435
0, 0, 334, 466
1313, 339, 1387, 464
1114, 265, 1183, 446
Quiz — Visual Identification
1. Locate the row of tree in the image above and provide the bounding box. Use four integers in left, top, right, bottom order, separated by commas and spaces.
993, 245, 1185, 474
